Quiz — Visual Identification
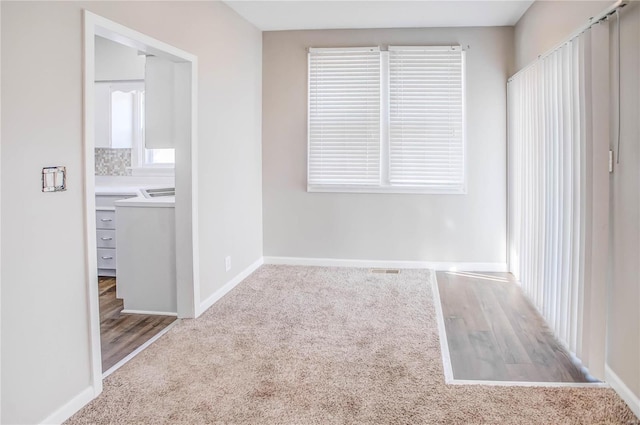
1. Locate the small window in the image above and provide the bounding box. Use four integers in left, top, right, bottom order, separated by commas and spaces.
94, 81, 140, 150
110, 89, 135, 149
145, 149, 175, 165
307, 46, 465, 194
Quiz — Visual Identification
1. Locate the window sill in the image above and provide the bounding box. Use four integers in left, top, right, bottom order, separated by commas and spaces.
128, 166, 175, 177
307, 185, 467, 195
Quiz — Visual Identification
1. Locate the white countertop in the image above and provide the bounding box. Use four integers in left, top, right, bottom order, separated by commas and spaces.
95, 175, 174, 187
96, 185, 175, 208
115, 194, 175, 208
95, 186, 142, 196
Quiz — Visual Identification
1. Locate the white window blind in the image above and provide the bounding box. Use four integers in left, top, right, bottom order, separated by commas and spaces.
307, 45, 465, 193
388, 46, 465, 191
308, 47, 381, 187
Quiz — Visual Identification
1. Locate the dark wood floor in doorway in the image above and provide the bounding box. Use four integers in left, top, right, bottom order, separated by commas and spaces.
99, 277, 176, 372
436, 271, 590, 383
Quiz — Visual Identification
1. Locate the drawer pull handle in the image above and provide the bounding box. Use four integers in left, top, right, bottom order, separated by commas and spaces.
101, 256, 114, 260
100, 218, 113, 222
100, 237, 113, 241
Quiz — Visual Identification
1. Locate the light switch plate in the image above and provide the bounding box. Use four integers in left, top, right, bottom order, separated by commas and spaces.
42, 166, 66, 192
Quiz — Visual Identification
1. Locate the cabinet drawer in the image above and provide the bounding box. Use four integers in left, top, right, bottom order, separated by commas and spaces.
97, 248, 117, 269
96, 210, 116, 229
96, 229, 116, 248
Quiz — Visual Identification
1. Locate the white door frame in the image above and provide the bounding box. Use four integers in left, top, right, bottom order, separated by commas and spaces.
82, 10, 200, 395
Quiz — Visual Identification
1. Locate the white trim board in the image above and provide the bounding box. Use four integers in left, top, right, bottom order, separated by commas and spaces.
103, 319, 180, 378
40, 386, 95, 425
446, 379, 608, 388
121, 309, 178, 317
430, 273, 607, 388
197, 257, 264, 317
82, 10, 200, 423
263, 256, 507, 272
431, 270, 455, 384
605, 364, 640, 419
84, 9, 201, 319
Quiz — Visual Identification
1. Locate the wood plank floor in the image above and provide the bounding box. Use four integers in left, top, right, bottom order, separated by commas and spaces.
99, 277, 176, 372
436, 271, 591, 383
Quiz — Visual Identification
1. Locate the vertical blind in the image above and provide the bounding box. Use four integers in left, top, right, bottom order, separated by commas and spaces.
508, 31, 590, 356
389, 46, 465, 190
308, 47, 381, 186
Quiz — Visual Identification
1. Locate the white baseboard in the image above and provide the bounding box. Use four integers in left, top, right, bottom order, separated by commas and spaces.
121, 309, 178, 316
197, 257, 264, 317
605, 364, 640, 419
431, 271, 454, 384
263, 256, 507, 272
40, 386, 95, 425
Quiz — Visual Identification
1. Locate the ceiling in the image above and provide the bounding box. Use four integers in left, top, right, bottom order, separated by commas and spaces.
223, 0, 535, 31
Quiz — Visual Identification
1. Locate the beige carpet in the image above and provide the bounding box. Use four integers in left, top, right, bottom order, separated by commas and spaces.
67, 266, 638, 424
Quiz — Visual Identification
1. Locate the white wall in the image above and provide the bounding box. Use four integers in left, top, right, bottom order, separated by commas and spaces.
607, 0, 640, 403
95, 36, 145, 81
262, 27, 513, 265
0, 1, 262, 423
514, 0, 610, 70
514, 0, 640, 410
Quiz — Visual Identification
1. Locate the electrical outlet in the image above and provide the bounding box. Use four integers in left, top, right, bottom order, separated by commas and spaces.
225, 256, 231, 272
609, 150, 614, 173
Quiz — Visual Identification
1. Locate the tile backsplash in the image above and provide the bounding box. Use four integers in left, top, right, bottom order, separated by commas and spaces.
95, 148, 132, 176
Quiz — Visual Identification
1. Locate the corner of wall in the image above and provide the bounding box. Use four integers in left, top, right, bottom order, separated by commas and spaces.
197, 257, 263, 317
605, 364, 640, 419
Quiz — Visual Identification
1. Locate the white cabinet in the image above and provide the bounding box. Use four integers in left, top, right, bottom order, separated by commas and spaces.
96, 209, 117, 276
145, 56, 173, 149
115, 201, 176, 315
144, 57, 190, 150
95, 192, 136, 276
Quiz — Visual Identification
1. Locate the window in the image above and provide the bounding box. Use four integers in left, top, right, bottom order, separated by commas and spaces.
308, 47, 381, 187
96, 82, 175, 175
110, 88, 136, 149
95, 81, 141, 150
307, 46, 465, 193
145, 149, 175, 165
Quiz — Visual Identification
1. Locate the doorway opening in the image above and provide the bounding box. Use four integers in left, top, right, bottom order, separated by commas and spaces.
83, 11, 200, 393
